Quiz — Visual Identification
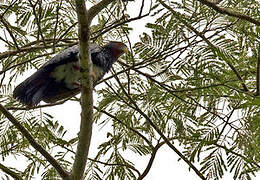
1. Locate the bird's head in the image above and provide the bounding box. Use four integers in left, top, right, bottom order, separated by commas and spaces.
105, 41, 128, 59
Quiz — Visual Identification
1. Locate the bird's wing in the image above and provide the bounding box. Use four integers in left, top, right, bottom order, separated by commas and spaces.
40, 43, 102, 70
39, 45, 79, 72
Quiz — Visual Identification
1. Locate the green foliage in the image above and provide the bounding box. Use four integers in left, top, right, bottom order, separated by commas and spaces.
0, 0, 260, 179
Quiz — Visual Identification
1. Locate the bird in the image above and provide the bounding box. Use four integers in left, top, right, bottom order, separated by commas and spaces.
13, 41, 128, 106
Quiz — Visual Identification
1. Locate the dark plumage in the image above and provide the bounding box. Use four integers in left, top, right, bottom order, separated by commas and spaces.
13, 41, 128, 106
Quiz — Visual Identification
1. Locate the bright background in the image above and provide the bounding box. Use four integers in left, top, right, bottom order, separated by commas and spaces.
1, 0, 259, 179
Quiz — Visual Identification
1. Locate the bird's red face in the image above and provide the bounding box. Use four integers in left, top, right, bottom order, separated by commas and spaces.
107, 41, 128, 59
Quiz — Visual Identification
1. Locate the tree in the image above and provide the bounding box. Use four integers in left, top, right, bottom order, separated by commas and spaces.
0, 0, 259, 179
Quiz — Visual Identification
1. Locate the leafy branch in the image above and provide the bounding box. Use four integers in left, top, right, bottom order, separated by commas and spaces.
158, 0, 250, 92
105, 74, 206, 179
0, 104, 70, 179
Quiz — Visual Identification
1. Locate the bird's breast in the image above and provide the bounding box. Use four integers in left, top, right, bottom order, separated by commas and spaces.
50, 62, 105, 89
50, 61, 80, 89
93, 65, 105, 82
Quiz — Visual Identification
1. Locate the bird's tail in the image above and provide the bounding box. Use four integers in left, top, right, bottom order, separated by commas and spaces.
13, 77, 49, 106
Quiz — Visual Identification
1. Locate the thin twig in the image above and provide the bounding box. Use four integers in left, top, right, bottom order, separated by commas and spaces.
92, 14, 150, 41
28, 0, 46, 46
196, 0, 260, 26
0, 18, 19, 49
88, 158, 141, 176
7, 97, 71, 111
138, 142, 164, 180
0, 43, 74, 60
180, 136, 260, 169
215, 106, 236, 142
53, 0, 62, 52
56, 23, 78, 45
0, 52, 54, 75
0, 35, 12, 46
94, 106, 153, 148
213, 143, 260, 169
256, 46, 260, 95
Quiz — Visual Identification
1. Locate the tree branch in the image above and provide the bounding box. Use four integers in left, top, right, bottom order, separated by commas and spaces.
0, 162, 22, 180
138, 142, 164, 180
71, 0, 115, 179
196, 0, 260, 26
0, 104, 69, 179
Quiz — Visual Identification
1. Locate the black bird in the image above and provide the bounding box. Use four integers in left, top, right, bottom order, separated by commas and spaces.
13, 41, 128, 106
